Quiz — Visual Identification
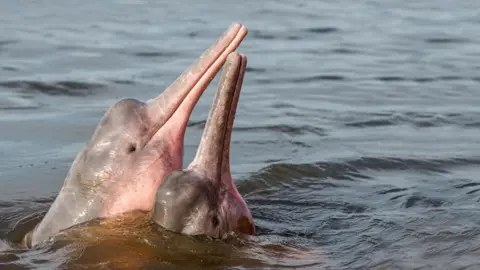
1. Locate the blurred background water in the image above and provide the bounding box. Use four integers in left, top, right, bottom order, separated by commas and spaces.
1, 0, 480, 269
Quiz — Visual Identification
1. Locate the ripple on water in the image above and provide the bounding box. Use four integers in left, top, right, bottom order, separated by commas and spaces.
424, 37, 471, 44
240, 156, 480, 196
0, 80, 105, 97
188, 120, 327, 137
304, 27, 339, 34
0, 92, 42, 111
0, 40, 19, 53
132, 51, 178, 58
236, 153, 480, 267
1, 66, 19, 71
249, 26, 339, 41
374, 75, 480, 83
338, 111, 480, 129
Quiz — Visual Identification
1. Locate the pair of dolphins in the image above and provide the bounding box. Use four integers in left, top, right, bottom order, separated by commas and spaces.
23, 23, 254, 248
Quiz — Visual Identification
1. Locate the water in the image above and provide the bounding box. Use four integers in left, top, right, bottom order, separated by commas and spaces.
1, 0, 480, 269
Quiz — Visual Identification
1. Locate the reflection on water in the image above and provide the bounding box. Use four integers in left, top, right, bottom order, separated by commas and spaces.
1, 0, 480, 269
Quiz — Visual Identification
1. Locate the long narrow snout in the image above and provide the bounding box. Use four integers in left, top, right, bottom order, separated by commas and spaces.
152, 52, 252, 238
188, 53, 246, 180
145, 23, 248, 148
27, 24, 249, 248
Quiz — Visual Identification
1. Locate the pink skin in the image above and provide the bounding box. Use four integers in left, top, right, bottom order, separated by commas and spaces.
189, 52, 254, 235
153, 52, 254, 238
26, 24, 248, 248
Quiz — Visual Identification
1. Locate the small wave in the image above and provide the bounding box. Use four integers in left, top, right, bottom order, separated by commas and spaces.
377, 188, 409, 195
250, 30, 278, 40
250, 30, 301, 41
0, 201, 16, 208
452, 181, 480, 195
345, 157, 480, 173
252, 160, 370, 183
0, 95, 42, 111
241, 156, 480, 193
255, 75, 480, 85
425, 37, 470, 44
255, 74, 346, 84
114, 47, 179, 59
236, 124, 326, 136
250, 27, 338, 41
245, 67, 267, 73
0, 40, 18, 52
1, 66, 18, 72
304, 27, 339, 34
0, 40, 18, 46
454, 182, 480, 189
187, 119, 205, 127
270, 102, 296, 109
133, 51, 178, 58
0, 80, 105, 97
292, 75, 345, 82
466, 189, 480, 195
187, 31, 199, 38
465, 122, 480, 127
0, 247, 19, 262
187, 121, 327, 137
375, 76, 405, 82
402, 194, 447, 209
341, 111, 480, 129
344, 118, 397, 128
250, 198, 368, 215
108, 79, 135, 85
0, 198, 50, 245
331, 48, 359, 54
240, 161, 368, 196
375, 75, 480, 83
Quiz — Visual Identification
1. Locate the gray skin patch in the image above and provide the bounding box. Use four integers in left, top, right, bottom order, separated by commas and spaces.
152, 170, 228, 239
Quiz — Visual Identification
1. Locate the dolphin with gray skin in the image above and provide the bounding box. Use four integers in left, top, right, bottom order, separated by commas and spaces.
24, 24, 248, 248
152, 52, 255, 238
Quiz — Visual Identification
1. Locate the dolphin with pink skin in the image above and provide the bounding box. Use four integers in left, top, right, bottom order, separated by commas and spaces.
152, 52, 255, 238
24, 23, 248, 248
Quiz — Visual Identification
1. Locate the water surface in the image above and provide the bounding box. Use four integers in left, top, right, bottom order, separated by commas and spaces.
1, 0, 480, 269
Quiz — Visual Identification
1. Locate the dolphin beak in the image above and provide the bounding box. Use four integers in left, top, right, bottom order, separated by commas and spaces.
188, 52, 246, 181
145, 24, 247, 150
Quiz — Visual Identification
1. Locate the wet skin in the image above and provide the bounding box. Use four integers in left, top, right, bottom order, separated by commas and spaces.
153, 52, 255, 238
25, 24, 248, 248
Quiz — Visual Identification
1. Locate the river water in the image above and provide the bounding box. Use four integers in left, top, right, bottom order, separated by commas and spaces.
1, 0, 480, 269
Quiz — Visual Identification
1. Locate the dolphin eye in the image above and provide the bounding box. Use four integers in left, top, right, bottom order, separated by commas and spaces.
128, 145, 136, 153
211, 216, 219, 227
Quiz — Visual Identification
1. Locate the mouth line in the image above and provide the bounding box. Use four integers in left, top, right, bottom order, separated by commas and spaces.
221, 54, 246, 179
217, 76, 239, 173
219, 55, 245, 174
189, 53, 246, 180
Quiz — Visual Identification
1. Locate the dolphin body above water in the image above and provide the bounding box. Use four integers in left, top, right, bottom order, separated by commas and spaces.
152, 52, 255, 238
24, 23, 248, 248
